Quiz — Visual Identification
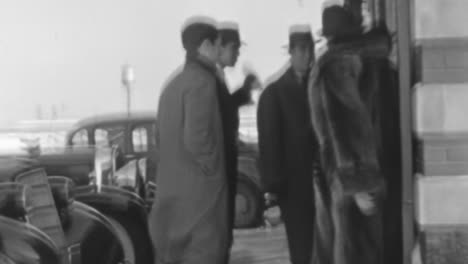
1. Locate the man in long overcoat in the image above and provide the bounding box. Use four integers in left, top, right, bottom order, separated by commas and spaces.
148, 17, 229, 264
257, 24, 319, 264
307, 5, 401, 264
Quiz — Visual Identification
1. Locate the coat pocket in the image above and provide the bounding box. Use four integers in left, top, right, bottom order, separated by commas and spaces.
335, 165, 386, 196
188, 149, 223, 180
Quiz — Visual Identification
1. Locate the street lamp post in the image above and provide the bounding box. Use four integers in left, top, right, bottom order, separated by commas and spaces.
121, 64, 135, 117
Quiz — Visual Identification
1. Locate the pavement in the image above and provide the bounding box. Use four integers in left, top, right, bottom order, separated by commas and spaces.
230, 206, 290, 264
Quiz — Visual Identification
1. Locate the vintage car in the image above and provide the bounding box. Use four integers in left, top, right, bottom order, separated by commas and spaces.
0, 157, 154, 264
64, 112, 265, 228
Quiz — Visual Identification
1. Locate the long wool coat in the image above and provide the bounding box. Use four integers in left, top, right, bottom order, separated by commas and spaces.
149, 55, 229, 264
307, 28, 401, 264
257, 67, 320, 264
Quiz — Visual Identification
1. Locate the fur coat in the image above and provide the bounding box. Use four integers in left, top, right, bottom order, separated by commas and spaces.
307, 28, 401, 264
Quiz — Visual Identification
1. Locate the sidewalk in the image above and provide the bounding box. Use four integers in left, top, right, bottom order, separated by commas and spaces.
230, 206, 289, 264
231, 224, 289, 264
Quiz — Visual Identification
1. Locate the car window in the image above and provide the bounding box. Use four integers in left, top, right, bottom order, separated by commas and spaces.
132, 126, 148, 153
94, 125, 126, 149
95, 128, 110, 147
71, 129, 88, 146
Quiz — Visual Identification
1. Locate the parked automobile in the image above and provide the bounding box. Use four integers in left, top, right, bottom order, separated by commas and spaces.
64, 112, 265, 228
0, 156, 153, 264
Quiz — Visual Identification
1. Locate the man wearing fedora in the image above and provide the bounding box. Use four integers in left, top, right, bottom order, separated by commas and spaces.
307, 4, 400, 264
257, 24, 319, 264
149, 16, 229, 264
216, 21, 259, 247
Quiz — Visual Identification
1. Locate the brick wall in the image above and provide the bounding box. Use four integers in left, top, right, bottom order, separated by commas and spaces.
414, 35, 468, 263
414, 38, 468, 170
421, 228, 468, 264
416, 38, 468, 84
417, 134, 468, 176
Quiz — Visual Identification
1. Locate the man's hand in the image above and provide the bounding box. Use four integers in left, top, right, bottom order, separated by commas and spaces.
236, 73, 261, 106
242, 74, 260, 92
354, 192, 377, 216
264, 192, 279, 207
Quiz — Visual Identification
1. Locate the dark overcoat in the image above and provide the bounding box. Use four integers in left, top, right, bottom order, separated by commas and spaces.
257, 67, 320, 264
307, 28, 401, 264
214, 71, 251, 246
148, 55, 229, 264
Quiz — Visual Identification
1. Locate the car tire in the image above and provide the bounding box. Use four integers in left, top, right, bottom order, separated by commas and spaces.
104, 212, 153, 264
234, 179, 263, 228
107, 217, 135, 264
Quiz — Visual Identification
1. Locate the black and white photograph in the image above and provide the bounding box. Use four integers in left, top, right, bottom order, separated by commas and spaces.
0, 0, 465, 263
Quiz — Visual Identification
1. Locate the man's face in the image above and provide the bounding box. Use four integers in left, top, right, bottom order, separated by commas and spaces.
290, 42, 315, 73
218, 42, 240, 67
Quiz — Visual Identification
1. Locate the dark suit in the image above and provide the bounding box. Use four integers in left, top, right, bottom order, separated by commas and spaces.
257, 67, 319, 264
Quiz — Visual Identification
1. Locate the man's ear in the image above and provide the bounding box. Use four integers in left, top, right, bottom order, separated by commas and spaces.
198, 39, 210, 53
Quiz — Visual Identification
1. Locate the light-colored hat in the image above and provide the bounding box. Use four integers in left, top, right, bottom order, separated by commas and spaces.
288, 24, 312, 36
180, 15, 218, 51
180, 15, 218, 33
218, 21, 246, 45
321, 0, 345, 11
218, 21, 240, 31
282, 24, 315, 49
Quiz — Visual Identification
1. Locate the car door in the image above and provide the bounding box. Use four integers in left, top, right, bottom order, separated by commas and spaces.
129, 122, 157, 187
92, 123, 129, 170
93, 124, 128, 151
128, 122, 154, 161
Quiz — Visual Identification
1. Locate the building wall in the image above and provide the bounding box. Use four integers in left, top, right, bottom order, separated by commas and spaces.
414, 38, 468, 135
415, 0, 468, 39
413, 1, 468, 263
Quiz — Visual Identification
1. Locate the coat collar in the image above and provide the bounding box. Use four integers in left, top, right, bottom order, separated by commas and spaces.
318, 28, 391, 66
216, 64, 227, 83
285, 67, 309, 88
185, 53, 218, 76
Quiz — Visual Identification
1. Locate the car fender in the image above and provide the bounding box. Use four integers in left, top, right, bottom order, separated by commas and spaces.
237, 156, 262, 190
74, 185, 146, 222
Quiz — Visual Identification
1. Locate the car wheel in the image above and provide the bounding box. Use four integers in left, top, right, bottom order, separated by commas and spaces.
107, 217, 135, 264
234, 179, 263, 228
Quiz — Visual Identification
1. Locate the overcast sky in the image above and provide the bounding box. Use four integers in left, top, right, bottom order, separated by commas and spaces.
0, 0, 324, 125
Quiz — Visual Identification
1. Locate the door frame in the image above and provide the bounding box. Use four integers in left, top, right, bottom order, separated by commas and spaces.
395, 0, 415, 263
357, 0, 416, 262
